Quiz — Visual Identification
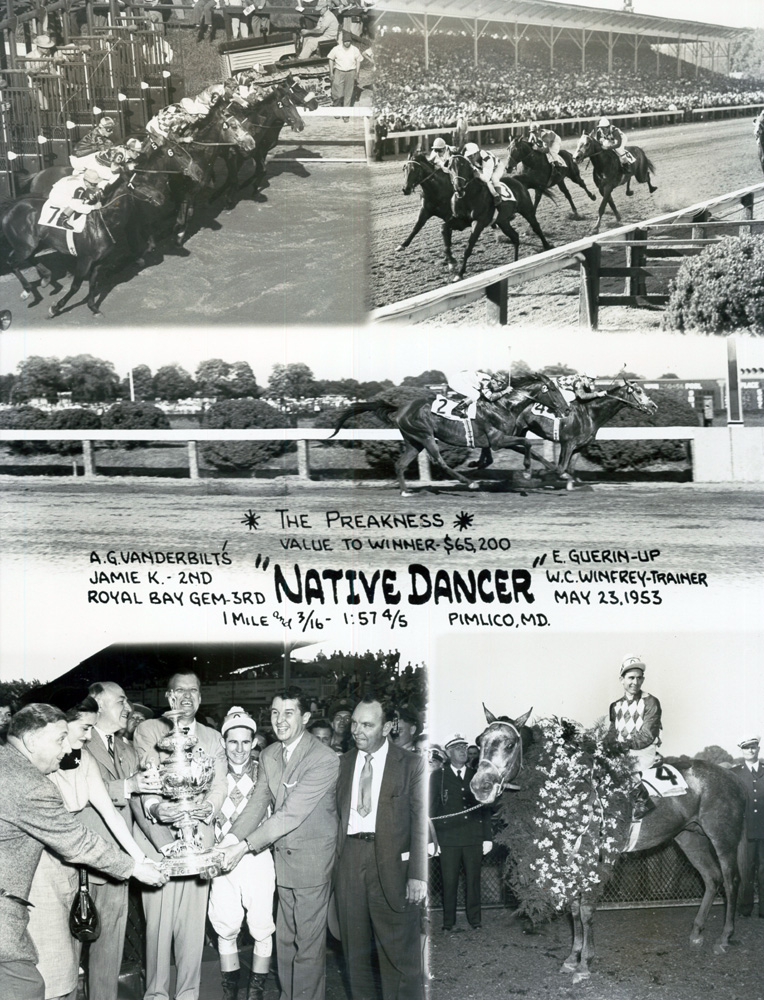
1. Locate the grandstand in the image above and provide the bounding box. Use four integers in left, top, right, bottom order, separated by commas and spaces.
373, 0, 763, 136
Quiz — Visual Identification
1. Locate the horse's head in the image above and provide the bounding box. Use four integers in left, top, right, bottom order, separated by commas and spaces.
402, 153, 430, 195
471, 705, 532, 804
144, 139, 204, 184
126, 173, 166, 208
574, 131, 596, 163
611, 379, 659, 415
448, 153, 472, 195
209, 105, 257, 151
273, 86, 305, 133
537, 373, 572, 417
506, 136, 528, 168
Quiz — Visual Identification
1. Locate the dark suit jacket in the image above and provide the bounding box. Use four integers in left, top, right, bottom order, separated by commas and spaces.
0, 744, 134, 963
733, 763, 764, 839
336, 742, 427, 912
229, 732, 339, 889
78, 731, 138, 885
430, 764, 492, 848
130, 716, 227, 861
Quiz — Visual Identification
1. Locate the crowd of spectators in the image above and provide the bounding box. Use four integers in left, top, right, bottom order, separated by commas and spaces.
375, 31, 764, 135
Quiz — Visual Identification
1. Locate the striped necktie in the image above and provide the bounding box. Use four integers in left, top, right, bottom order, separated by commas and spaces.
357, 753, 373, 818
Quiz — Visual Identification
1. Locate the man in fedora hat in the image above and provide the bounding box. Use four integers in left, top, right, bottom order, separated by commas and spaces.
430, 733, 492, 932
607, 655, 662, 818
733, 735, 764, 917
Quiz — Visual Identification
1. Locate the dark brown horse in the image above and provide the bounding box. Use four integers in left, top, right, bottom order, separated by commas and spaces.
472, 706, 746, 979
1, 174, 165, 317
574, 132, 657, 233
511, 378, 658, 479
331, 372, 570, 495
447, 153, 553, 278
395, 152, 455, 254
755, 113, 764, 177
506, 135, 596, 218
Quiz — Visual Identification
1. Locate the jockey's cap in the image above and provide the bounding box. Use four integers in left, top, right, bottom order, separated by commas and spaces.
180, 97, 204, 114
491, 372, 509, 389
82, 169, 102, 185
99, 116, 115, 129
620, 655, 645, 677
444, 732, 469, 749
463, 142, 480, 157
738, 736, 761, 749
598, 117, 611, 128
528, 120, 537, 129
221, 705, 257, 737
125, 138, 142, 152
432, 137, 447, 150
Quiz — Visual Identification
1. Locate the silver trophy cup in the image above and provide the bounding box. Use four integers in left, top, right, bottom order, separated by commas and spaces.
155, 710, 223, 878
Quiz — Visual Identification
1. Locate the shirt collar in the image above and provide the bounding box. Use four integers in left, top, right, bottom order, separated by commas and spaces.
360, 739, 389, 764
282, 730, 305, 757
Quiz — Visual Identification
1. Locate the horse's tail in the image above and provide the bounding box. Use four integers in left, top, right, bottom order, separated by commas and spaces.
329, 399, 399, 438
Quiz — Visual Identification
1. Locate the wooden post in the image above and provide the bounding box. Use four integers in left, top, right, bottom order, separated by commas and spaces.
364, 114, 374, 164
741, 192, 754, 220
726, 336, 743, 426
417, 451, 432, 483
188, 440, 200, 479
581, 28, 585, 72
626, 227, 646, 298
297, 439, 311, 480
578, 244, 601, 330
486, 278, 509, 325
82, 439, 96, 477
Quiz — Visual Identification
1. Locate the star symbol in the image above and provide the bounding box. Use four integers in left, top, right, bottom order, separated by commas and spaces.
453, 510, 474, 531
241, 509, 261, 530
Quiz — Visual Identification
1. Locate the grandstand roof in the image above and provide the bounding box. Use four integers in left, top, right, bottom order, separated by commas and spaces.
375, 0, 747, 42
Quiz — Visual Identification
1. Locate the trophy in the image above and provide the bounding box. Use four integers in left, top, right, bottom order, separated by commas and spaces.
155, 710, 224, 878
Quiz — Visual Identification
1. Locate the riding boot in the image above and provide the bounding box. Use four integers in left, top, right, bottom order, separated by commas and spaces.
222, 969, 241, 1000
451, 400, 468, 419
247, 971, 268, 1000
631, 783, 656, 820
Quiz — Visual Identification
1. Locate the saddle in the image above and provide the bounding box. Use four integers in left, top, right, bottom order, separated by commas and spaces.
431, 393, 477, 447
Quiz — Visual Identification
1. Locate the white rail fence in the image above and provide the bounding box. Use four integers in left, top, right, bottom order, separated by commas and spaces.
2, 425, 763, 482
370, 182, 764, 327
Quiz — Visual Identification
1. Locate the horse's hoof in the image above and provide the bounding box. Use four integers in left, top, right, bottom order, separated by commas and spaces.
560, 962, 577, 975
572, 972, 591, 985
713, 942, 728, 955
47, 306, 58, 318
649, 185, 658, 193
451, 275, 462, 283
626, 190, 634, 196
588, 193, 596, 201
395, 244, 405, 253
689, 935, 703, 948
20, 290, 30, 301
40, 277, 50, 288
400, 490, 414, 498
467, 481, 480, 490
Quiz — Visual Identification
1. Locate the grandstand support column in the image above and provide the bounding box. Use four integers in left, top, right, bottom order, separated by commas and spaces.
633, 34, 641, 73
676, 36, 682, 78
607, 31, 613, 74
581, 28, 585, 72
424, 13, 428, 71
513, 21, 518, 70
550, 25, 554, 71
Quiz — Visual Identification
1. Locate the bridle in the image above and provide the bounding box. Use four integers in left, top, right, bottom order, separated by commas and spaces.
402, 156, 440, 192
478, 719, 524, 796
448, 153, 472, 195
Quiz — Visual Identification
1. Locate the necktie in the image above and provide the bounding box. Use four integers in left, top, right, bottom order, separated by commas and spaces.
283, 745, 289, 768
357, 753, 373, 818
457, 768, 464, 781
106, 734, 115, 760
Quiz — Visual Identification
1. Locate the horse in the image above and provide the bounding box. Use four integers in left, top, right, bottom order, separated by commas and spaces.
472, 705, 746, 979
330, 372, 570, 495
446, 153, 553, 279
395, 152, 456, 254
509, 378, 658, 480
755, 113, 764, 177
1, 173, 165, 317
574, 132, 657, 233
506, 135, 596, 218
224, 81, 308, 206
169, 101, 257, 245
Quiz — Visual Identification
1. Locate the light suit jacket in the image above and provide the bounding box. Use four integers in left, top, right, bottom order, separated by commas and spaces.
229, 732, 339, 889
130, 716, 227, 861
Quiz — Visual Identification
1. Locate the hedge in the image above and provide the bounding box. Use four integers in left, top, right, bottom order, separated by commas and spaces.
663, 234, 764, 335
0, 406, 50, 455
46, 408, 102, 456
101, 402, 171, 449
200, 399, 295, 470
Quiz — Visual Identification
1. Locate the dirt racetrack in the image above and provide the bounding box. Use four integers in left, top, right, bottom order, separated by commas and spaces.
429, 904, 764, 1000
1, 478, 762, 582
0, 119, 368, 327
370, 117, 763, 313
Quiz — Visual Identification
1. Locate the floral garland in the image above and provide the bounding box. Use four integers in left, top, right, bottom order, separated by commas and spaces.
496, 718, 636, 924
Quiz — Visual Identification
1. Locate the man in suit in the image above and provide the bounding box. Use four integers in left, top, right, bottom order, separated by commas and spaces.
733, 735, 764, 918
132, 673, 228, 1000
220, 688, 340, 1000
0, 704, 164, 1000
77, 681, 163, 1000
334, 696, 427, 1000
430, 733, 492, 932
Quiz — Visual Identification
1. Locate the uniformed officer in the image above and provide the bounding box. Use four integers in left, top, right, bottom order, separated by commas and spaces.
733, 736, 764, 917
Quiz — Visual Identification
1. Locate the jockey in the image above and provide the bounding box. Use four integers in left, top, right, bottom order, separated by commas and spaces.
426, 136, 453, 173
555, 373, 608, 403
607, 655, 662, 818
595, 117, 635, 167
527, 121, 565, 168
448, 369, 512, 420
463, 142, 510, 207
47, 169, 104, 227
754, 108, 764, 136
146, 97, 212, 146
70, 117, 116, 168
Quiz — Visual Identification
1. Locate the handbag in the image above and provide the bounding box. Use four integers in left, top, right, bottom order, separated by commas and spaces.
69, 868, 101, 943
